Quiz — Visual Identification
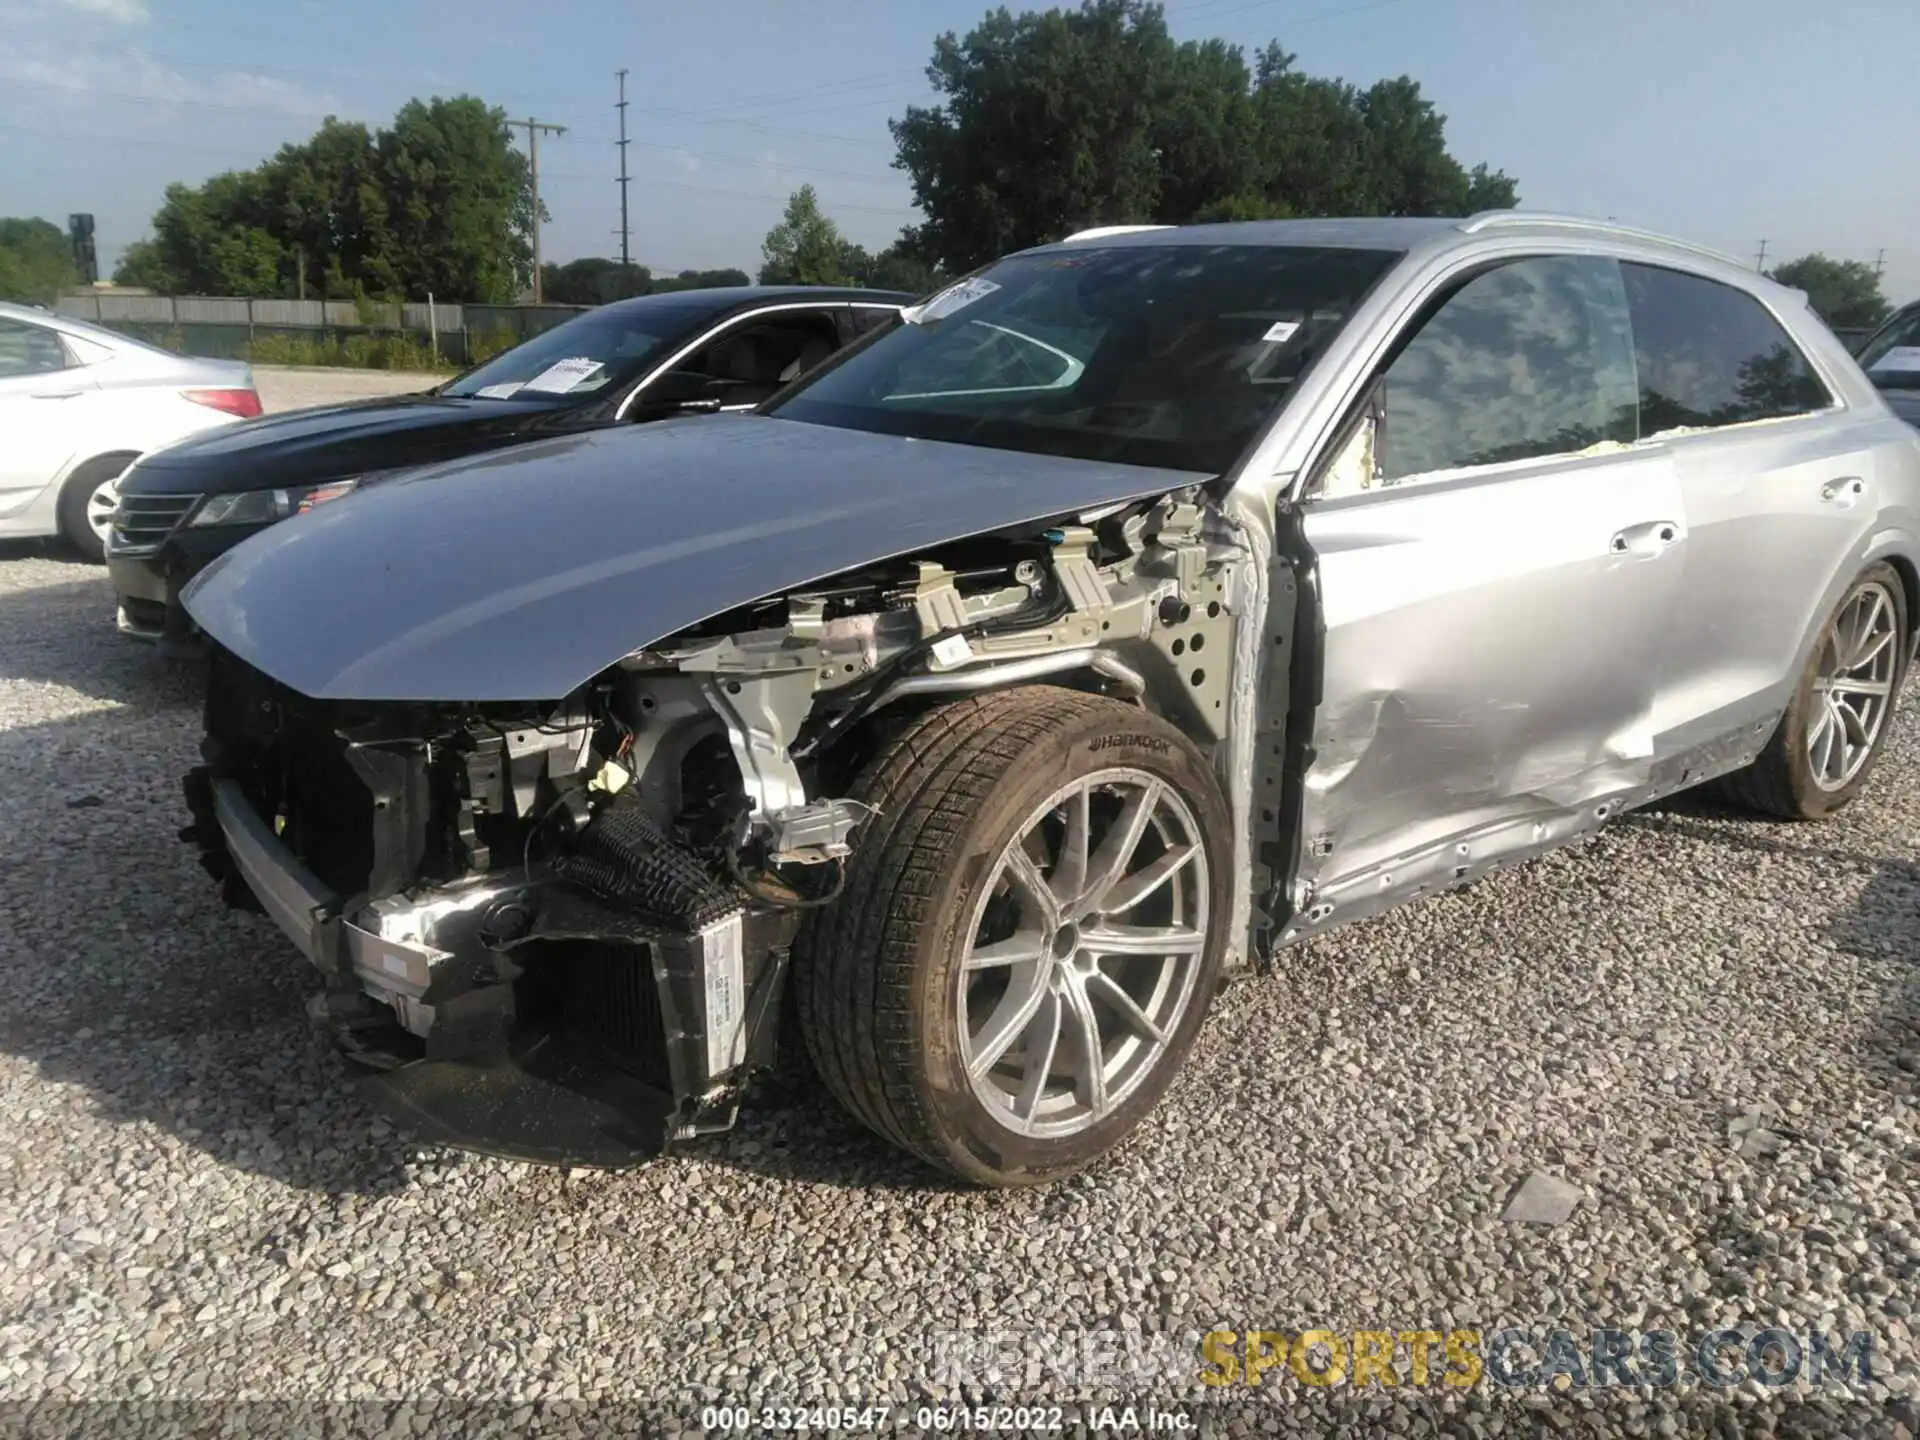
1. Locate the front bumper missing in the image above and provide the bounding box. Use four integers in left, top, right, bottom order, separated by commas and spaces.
186, 770, 784, 1166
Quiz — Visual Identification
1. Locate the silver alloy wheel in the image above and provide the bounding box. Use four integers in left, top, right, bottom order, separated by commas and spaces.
1808, 579, 1900, 791
957, 768, 1209, 1139
86, 474, 122, 545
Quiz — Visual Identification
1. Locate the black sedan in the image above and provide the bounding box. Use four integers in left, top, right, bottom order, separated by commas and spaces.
107, 285, 908, 645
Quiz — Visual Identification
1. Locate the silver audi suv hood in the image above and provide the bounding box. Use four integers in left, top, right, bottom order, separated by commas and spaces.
183, 415, 1204, 701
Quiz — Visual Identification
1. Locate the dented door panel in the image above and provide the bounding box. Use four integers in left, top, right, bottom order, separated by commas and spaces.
1294, 448, 1684, 920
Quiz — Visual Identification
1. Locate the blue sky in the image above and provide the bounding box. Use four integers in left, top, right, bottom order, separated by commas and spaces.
2, 0, 1915, 302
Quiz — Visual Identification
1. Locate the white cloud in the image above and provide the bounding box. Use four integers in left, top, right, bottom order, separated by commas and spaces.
1, 43, 334, 119
56, 0, 148, 23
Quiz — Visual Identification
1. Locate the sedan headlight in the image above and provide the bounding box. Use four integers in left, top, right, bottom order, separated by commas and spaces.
186, 478, 361, 528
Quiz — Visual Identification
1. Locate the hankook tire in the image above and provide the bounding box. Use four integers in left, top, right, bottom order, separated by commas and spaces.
1722, 562, 1909, 820
795, 686, 1231, 1186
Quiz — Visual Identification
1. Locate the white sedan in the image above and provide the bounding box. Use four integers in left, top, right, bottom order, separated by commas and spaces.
0, 301, 261, 560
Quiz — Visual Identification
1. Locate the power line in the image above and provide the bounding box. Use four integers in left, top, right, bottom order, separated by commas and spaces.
0, 70, 897, 150
539, 168, 916, 217
615, 69, 632, 270
0, 75, 904, 185
506, 116, 567, 301
1169, 0, 1422, 29
619, 139, 898, 185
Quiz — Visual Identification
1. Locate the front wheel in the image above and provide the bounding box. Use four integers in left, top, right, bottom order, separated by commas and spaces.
795, 687, 1232, 1185
56, 455, 134, 563
1722, 563, 1909, 820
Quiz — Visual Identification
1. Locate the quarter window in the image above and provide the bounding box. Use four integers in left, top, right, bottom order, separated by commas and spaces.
1620, 263, 1832, 433
1376, 256, 1639, 484
0, 318, 71, 378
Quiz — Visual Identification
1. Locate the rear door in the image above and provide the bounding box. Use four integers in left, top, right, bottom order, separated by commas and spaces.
1618, 263, 1877, 752
1290, 254, 1687, 918
0, 316, 95, 516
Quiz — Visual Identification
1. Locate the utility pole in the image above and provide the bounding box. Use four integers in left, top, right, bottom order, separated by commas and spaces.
615, 70, 632, 272
508, 115, 567, 303
1755, 238, 1769, 273
1874, 248, 1887, 280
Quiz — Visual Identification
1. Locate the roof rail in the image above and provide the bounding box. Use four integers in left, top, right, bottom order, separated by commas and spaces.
1455, 211, 1748, 269
1062, 224, 1175, 242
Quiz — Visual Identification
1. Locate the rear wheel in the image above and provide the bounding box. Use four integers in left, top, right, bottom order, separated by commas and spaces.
795, 687, 1231, 1186
55, 454, 135, 563
1721, 563, 1908, 819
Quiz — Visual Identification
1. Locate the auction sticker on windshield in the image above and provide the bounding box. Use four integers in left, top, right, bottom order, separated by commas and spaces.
521, 357, 606, 394
1871, 346, 1920, 375
904, 277, 1000, 325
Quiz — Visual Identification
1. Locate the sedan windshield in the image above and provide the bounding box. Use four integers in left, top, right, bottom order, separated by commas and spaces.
442, 298, 719, 400
770, 244, 1400, 473
1859, 307, 1920, 391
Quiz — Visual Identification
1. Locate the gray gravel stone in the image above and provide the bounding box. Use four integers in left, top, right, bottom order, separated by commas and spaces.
2, 534, 1918, 1434
1503, 1172, 1585, 1226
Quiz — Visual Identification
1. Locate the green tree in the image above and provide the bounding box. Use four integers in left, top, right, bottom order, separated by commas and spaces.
111, 238, 169, 290
650, 267, 751, 293
114, 95, 534, 302
0, 218, 79, 304
262, 117, 389, 298
541, 258, 654, 305
890, 0, 1518, 272
1768, 253, 1892, 330
374, 97, 535, 302
843, 237, 942, 294
891, 0, 1176, 271
117, 174, 286, 294
759, 184, 853, 285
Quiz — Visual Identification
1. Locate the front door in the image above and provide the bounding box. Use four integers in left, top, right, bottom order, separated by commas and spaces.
1287, 253, 1686, 927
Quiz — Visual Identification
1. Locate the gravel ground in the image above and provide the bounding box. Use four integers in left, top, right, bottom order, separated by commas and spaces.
1, 544, 1918, 1437
250, 366, 443, 413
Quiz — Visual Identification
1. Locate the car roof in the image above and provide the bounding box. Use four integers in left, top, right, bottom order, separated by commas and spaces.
0, 299, 64, 325
1023, 211, 1810, 314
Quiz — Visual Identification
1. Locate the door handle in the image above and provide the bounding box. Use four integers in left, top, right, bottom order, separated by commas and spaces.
1609, 520, 1682, 557
31, 390, 82, 400
1820, 476, 1866, 505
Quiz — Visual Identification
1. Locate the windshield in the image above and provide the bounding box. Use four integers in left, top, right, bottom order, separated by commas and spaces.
769, 244, 1400, 472
442, 300, 711, 400
1859, 306, 1920, 390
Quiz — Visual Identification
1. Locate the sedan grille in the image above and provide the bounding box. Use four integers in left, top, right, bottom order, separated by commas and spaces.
109, 492, 200, 557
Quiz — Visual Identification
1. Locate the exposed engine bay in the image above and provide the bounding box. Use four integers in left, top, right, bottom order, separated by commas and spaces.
182, 489, 1264, 1163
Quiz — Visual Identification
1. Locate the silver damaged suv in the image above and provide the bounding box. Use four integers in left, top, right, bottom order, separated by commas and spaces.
179, 214, 1920, 1185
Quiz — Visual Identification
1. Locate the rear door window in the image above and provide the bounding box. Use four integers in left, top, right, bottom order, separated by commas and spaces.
1375, 255, 1639, 484
1620, 263, 1833, 433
